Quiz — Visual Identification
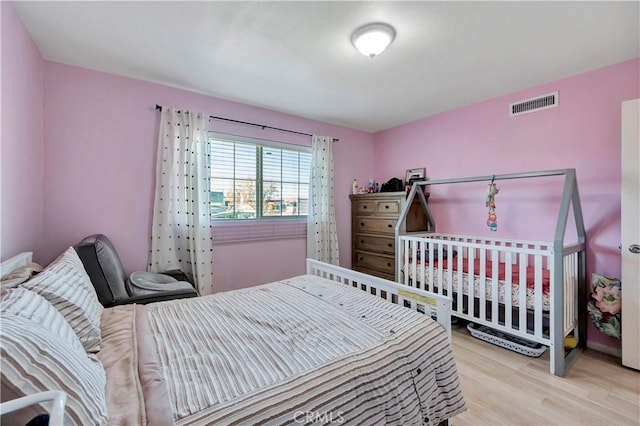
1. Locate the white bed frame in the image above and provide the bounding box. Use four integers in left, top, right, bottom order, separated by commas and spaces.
0, 391, 67, 425
306, 259, 453, 337
395, 169, 587, 377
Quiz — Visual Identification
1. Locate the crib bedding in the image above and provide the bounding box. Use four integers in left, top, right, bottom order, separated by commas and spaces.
405, 259, 551, 311
100, 274, 466, 426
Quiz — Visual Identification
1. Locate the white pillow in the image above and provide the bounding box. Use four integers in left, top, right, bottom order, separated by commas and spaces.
0, 293, 108, 425
22, 247, 103, 353
0, 287, 84, 353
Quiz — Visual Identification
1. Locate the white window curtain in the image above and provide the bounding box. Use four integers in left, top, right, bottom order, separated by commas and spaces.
307, 135, 339, 265
149, 108, 214, 295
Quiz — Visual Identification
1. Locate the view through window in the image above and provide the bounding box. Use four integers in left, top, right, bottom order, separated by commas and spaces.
210, 135, 311, 220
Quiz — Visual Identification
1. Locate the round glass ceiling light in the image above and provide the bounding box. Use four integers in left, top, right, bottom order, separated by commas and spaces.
351, 22, 396, 58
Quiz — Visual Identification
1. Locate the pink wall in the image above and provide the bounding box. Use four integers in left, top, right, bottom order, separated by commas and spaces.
0, 2, 45, 263
42, 62, 374, 289
5, 1, 635, 350
373, 58, 640, 350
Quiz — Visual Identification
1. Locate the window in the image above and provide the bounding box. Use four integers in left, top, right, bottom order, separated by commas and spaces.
210, 134, 311, 221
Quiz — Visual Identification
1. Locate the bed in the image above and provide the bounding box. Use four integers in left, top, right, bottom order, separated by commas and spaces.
0, 249, 466, 425
396, 169, 587, 377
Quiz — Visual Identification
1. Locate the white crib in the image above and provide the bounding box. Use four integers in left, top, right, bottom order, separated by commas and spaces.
395, 169, 587, 377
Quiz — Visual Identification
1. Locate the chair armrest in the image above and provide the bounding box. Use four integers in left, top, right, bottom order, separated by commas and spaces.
161, 269, 194, 286
111, 290, 198, 306
0, 391, 67, 425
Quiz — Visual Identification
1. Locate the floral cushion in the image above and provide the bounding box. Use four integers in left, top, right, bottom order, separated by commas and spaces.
588, 274, 621, 339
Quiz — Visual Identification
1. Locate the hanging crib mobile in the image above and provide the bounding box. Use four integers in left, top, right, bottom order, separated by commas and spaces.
486, 176, 500, 231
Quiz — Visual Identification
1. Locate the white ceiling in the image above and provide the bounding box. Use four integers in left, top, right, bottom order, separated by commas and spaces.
13, 1, 640, 133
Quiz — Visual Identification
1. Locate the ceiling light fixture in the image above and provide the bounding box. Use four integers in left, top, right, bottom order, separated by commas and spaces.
351, 22, 396, 58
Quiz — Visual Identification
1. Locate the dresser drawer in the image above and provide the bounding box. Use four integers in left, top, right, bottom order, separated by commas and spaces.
354, 251, 395, 275
355, 201, 377, 214
376, 200, 400, 214
356, 217, 396, 234
355, 235, 395, 254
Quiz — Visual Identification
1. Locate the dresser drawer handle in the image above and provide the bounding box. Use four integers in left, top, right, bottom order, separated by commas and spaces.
360, 240, 365, 244
387, 262, 392, 267
387, 224, 392, 228
363, 205, 368, 209
361, 222, 365, 227
359, 257, 364, 261
388, 243, 393, 247
384, 205, 390, 209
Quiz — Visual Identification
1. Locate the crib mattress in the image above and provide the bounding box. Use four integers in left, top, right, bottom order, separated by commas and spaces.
404, 262, 551, 311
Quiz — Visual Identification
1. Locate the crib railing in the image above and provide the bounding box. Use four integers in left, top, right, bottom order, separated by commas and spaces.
562, 245, 581, 337
398, 234, 580, 346
306, 259, 452, 337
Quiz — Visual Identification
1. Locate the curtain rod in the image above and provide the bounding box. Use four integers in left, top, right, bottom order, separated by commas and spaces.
155, 104, 338, 142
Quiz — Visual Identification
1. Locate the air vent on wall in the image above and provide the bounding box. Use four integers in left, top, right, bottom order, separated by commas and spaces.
510, 91, 558, 116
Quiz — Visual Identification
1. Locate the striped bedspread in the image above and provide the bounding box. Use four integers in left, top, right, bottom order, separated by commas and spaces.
140, 274, 466, 425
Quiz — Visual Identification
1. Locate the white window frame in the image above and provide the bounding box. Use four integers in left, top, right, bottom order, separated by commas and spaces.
209, 132, 310, 244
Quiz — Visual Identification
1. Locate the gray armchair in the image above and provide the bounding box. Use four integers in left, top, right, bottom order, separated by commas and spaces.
75, 234, 198, 307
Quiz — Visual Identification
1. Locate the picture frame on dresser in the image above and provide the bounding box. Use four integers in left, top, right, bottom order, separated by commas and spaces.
405, 167, 426, 185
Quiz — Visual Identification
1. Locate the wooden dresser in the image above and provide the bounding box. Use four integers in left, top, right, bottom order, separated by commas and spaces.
350, 191, 428, 281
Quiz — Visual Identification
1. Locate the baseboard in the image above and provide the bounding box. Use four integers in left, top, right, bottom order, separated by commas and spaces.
586, 341, 622, 358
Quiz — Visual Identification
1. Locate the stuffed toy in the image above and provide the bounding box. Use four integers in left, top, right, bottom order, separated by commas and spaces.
486, 178, 499, 231
487, 210, 498, 232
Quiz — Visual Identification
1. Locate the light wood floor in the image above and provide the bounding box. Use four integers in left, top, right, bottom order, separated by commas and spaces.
450, 326, 640, 426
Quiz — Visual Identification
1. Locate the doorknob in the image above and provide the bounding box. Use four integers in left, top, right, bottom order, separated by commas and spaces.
630, 244, 640, 254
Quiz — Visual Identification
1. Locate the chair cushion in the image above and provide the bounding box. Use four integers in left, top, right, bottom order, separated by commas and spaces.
126, 271, 197, 296
75, 234, 129, 306
22, 247, 103, 353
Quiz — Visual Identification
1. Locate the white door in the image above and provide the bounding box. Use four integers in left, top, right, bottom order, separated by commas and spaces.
621, 98, 640, 370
